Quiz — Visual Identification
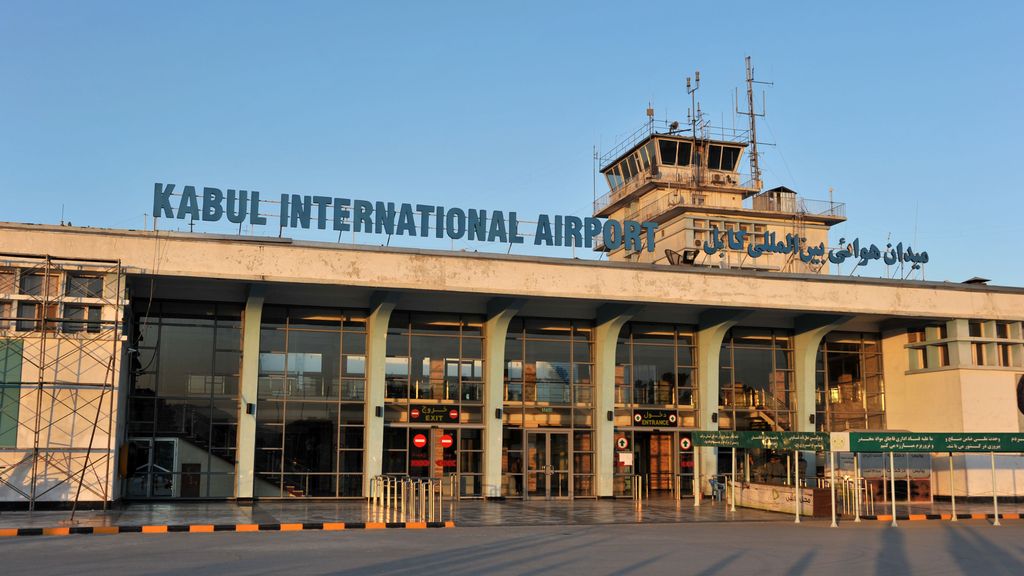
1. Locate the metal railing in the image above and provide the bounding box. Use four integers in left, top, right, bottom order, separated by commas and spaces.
618, 187, 846, 227
599, 120, 751, 167
368, 475, 447, 523
631, 474, 645, 502
595, 173, 845, 225
816, 475, 875, 518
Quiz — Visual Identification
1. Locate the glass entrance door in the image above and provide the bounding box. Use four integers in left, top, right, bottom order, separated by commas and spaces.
526, 431, 570, 499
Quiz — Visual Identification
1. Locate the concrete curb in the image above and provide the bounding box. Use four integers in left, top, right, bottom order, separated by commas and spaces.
859, 513, 1020, 522
0, 520, 456, 537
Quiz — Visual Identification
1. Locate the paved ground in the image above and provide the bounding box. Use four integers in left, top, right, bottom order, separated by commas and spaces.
2, 497, 1018, 529
2, 520, 1022, 575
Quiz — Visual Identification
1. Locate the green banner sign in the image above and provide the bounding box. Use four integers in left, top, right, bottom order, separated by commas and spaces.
841, 432, 1024, 453
692, 431, 829, 451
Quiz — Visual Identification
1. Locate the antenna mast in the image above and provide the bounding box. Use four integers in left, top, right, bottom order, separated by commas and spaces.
686, 70, 701, 189
737, 56, 771, 191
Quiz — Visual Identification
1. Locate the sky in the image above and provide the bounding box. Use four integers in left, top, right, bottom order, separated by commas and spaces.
2, 1, 1022, 285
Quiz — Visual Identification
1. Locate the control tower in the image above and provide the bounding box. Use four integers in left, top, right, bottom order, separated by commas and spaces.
593, 63, 846, 273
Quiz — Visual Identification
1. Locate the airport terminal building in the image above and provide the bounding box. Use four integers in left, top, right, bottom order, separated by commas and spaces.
2, 122, 1023, 509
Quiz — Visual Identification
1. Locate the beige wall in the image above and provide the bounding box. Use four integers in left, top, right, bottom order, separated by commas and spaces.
3, 223, 1024, 502
2, 224, 1022, 322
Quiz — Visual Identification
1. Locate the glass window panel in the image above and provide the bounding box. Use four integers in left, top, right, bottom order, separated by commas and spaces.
525, 318, 572, 340
707, 144, 722, 170
730, 328, 774, 347
157, 325, 214, 396
410, 313, 464, 335
676, 142, 692, 166
461, 337, 482, 359
341, 379, 364, 401
283, 403, 337, 473
66, 274, 104, 298
286, 308, 342, 330
343, 355, 365, 377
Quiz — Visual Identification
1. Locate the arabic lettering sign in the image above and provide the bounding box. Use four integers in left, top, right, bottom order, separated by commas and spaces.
409, 405, 460, 423
845, 432, 1024, 453
692, 431, 829, 451
702, 226, 929, 270
632, 410, 678, 427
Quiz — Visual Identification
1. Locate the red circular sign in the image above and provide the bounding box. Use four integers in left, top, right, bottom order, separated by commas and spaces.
412, 433, 427, 448
410, 408, 421, 420
439, 434, 454, 449
449, 409, 459, 420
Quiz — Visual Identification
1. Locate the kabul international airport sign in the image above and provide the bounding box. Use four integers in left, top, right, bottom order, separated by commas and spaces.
702, 226, 930, 270
830, 432, 1024, 453
151, 183, 660, 253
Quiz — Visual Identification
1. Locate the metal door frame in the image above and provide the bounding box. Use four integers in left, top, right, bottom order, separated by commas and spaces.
525, 429, 572, 500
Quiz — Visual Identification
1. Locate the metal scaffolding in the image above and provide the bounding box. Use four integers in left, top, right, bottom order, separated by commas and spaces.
0, 253, 125, 511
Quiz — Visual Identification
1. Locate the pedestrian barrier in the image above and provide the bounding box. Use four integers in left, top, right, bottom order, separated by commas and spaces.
368, 475, 445, 523
630, 474, 644, 502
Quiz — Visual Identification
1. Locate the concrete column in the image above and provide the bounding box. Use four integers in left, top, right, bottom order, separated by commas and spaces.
794, 315, 849, 475
235, 284, 265, 501
982, 321, 998, 367
695, 310, 750, 495
924, 324, 943, 369
593, 304, 641, 498
1010, 322, 1024, 367
946, 319, 972, 368
362, 292, 401, 496
482, 298, 524, 498
794, 315, 850, 433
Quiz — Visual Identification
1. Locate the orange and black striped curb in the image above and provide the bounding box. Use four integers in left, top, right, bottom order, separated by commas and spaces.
0, 520, 456, 537
858, 513, 1021, 522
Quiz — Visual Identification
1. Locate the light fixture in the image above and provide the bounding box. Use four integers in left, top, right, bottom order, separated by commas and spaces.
809, 414, 816, 425
375, 406, 383, 418
606, 410, 614, 422
495, 408, 503, 420
711, 413, 718, 423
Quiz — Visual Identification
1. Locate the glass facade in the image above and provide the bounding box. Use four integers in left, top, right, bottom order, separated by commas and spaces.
126, 301, 242, 498
612, 323, 698, 495
255, 306, 367, 497
502, 318, 594, 497
383, 312, 484, 496
116, 294, 896, 501
718, 328, 794, 432
816, 332, 885, 431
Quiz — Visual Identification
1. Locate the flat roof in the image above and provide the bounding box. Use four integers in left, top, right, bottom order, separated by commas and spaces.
2, 221, 1021, 297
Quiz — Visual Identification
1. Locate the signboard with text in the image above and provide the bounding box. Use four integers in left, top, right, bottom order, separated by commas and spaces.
835, 432, 1024, 453
631, 410, 677, 427
409, 405, 460, 423
692, 431, 829, 451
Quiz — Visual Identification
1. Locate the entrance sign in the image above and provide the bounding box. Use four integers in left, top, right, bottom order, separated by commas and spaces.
409, 405, 460, 423
679, 436, 692, 451
616, 437, 629, 450
632, 410, 677, 427
692, 430, 828, 451
152, 183, 659, 252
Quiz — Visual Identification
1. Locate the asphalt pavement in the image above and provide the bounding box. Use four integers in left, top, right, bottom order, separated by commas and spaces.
2, 520, 1022, 575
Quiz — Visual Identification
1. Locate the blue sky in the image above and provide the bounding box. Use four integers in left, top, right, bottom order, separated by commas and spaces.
2, 1, 1021, 284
